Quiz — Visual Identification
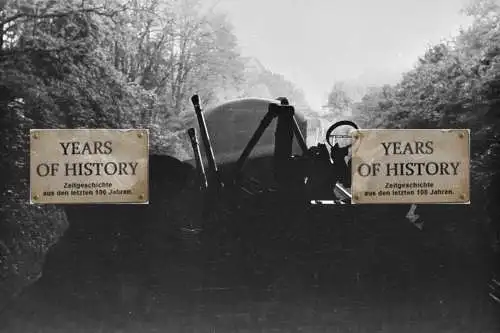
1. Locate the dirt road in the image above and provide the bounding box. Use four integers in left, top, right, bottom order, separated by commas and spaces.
1, 189, 498, 332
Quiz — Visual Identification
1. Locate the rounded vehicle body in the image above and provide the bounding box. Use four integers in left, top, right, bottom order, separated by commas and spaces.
198, 97, 309, 165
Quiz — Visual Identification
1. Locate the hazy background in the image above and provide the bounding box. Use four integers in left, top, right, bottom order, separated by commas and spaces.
211, 0, 474, 110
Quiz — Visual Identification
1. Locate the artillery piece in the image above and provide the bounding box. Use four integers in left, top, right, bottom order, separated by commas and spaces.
184, 94, 359, 228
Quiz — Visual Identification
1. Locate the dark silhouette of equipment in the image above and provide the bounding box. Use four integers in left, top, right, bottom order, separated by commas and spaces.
188, 94, 357, 223
187, 128, 207, 190
326, 120, 359, 188
191, 95, 223, 190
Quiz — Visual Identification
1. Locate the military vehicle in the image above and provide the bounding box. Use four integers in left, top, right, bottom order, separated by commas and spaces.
183, 94, 359, 226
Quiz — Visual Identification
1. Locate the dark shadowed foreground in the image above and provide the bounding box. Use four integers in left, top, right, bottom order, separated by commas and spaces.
1, 156, 499, 333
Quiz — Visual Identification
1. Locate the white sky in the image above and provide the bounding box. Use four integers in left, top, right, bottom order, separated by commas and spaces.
209, 0, 474, 110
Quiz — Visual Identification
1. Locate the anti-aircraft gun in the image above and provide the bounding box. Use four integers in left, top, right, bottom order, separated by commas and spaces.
184, 94, 359, 226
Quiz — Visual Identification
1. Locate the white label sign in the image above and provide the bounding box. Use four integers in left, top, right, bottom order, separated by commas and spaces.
351, 129, 470, 204
30, 129, 149, 204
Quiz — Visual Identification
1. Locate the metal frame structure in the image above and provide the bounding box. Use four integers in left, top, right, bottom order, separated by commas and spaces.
187, 94, 353, 219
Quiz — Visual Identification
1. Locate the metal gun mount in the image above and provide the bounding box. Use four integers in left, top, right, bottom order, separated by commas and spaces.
186, 94, 358, 213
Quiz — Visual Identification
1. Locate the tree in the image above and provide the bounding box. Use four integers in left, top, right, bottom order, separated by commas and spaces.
351, 0, 500, 188
0, 0, 141, 309
0, 0, 249, 308
237, 57, 313, 113
325, 81, 353, 117
109, 0, 244, 118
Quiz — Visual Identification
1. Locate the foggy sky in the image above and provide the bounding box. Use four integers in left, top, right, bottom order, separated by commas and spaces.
211, 0, 474, 110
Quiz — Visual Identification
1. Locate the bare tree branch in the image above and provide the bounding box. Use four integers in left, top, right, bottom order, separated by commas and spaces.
0, 6, 125, 26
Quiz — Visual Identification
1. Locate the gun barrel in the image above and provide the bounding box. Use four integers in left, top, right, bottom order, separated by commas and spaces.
191, 95, 222, 188
187, 128, 208, 190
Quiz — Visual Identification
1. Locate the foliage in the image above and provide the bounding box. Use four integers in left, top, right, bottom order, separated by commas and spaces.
0, 0, 315, 306
234, 57, 314, 115
0, 104, 69, 308
335, 0, 500, 256
325, 81, 354, 118
352, 0, 500, 162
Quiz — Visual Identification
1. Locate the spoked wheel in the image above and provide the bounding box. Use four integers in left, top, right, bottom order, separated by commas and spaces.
324, 120, 359, 193
325, 120, 359, 151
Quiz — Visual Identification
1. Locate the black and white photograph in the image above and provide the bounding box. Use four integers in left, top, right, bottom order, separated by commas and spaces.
1, 0, 500, 331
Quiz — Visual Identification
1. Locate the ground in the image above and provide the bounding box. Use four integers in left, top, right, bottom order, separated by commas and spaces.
0, 183, 498, 332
